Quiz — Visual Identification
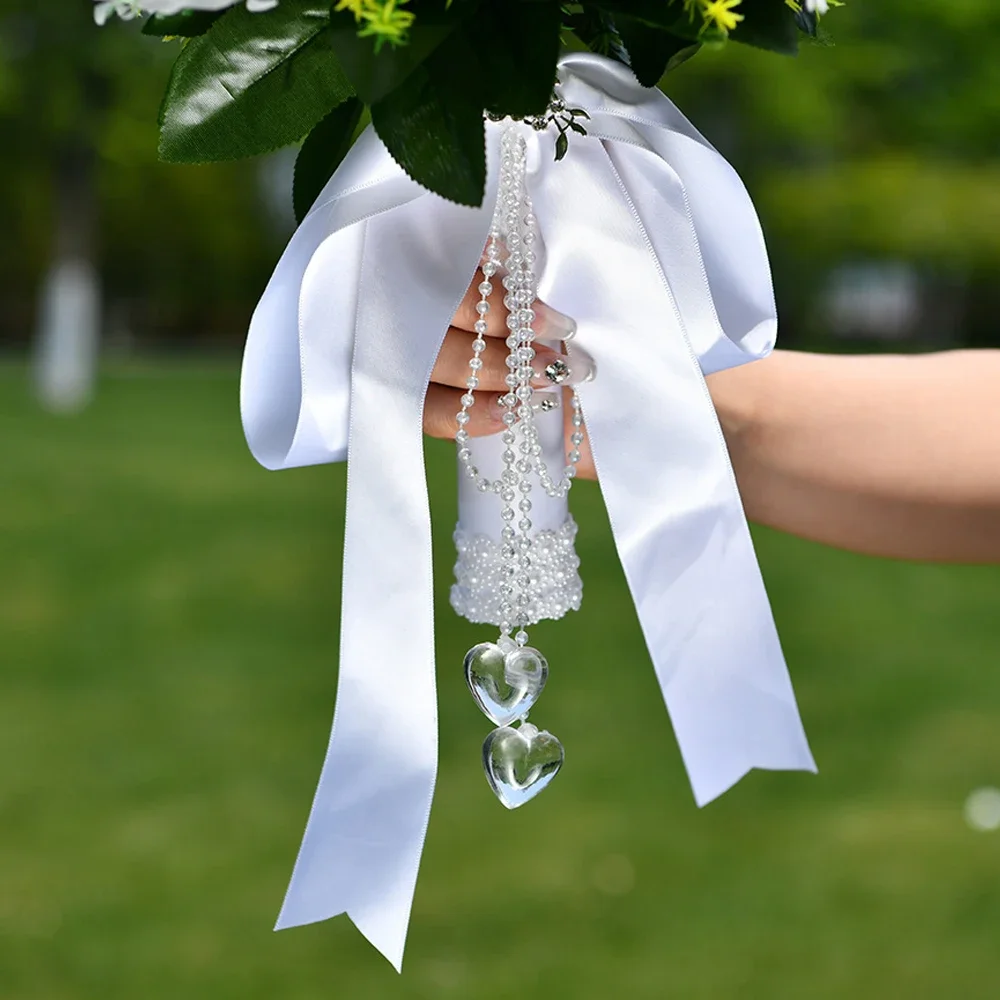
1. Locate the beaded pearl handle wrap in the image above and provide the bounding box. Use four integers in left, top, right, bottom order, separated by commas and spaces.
452, 126, 584, 630
239, 52, 816, 972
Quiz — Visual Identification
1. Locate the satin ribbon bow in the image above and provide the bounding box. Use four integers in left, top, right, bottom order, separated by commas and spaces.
240, 51, 816, 972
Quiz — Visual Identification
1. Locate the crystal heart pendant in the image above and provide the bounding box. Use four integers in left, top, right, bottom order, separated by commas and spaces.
483, 723, 565, 810
464, 638, 548, 727
464, 634, 564, 808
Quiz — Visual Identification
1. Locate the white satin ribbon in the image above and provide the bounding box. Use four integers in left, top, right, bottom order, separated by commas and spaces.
241, 51, 816, 972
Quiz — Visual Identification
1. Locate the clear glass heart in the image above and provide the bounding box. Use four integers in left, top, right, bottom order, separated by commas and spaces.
482, 723, 564, 809
464, 641, 548, 726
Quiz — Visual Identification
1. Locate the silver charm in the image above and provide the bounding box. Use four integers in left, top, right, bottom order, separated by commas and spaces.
486, 94, 591, 161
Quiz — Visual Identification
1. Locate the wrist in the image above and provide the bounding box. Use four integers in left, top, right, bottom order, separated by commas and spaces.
706, 357, 768, 449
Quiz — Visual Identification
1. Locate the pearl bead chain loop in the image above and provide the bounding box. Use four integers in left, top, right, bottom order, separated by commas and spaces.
454, 126, 585, 635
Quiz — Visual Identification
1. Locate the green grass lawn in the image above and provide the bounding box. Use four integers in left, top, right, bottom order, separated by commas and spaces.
3, 364, 1000, 999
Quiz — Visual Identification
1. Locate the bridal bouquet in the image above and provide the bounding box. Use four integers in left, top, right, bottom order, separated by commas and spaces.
97, 0, 834, 213
99, 0, 837, 972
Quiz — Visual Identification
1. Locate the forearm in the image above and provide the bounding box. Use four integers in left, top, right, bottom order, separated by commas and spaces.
708, 349, 1000, 562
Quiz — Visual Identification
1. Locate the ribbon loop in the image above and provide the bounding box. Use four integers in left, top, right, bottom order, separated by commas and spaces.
240, 52, 815, 971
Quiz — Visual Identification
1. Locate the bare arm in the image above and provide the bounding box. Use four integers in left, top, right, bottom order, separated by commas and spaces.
426, 272, 1000, 563
708, 349, 1000, 562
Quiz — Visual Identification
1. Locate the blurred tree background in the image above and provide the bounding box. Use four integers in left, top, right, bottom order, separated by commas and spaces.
0, 0, 998, 356
664, 0, 1000, 350
0, 0, 281, 355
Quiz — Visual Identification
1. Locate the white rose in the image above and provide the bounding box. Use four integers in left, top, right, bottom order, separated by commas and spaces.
94, 0, 278, 25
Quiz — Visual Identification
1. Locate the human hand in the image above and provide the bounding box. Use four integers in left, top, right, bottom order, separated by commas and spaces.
423, 268, 597, 479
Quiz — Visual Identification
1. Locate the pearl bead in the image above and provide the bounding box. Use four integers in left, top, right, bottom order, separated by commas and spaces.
450, 128, 586, 627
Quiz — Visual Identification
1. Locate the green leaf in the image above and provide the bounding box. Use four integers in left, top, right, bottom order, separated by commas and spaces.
729, 0, 800, 55
368, 0, 562, 205
615, 15, 696, 87
159, 2, 354, 163
564, 6, 630, 67
476, 1, 564, 118
598, 0, 694, 31
666, 41, 701, 73
142, 11, 224, 37
555, 131, 569, 161
793, 7, 820, 37
326, 5, 469, 105
293, 97, 364, 223
370, 28, 486, 206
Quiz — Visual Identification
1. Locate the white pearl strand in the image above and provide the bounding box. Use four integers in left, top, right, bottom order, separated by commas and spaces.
455, 126, 584, 640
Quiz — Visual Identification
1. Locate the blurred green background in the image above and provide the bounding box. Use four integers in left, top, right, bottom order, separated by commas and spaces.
2, 2, 1000, 998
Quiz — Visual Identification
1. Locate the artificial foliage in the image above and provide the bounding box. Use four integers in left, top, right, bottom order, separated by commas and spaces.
106, 1, 836, 217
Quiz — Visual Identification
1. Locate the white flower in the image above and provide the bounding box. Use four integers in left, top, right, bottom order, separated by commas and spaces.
93, 1, 142, 25
93, 0, 278, 25
804, 0, 829, 13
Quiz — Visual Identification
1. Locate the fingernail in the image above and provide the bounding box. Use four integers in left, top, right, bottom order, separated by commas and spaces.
535, 302, 577, 341
532, 346, 596, 387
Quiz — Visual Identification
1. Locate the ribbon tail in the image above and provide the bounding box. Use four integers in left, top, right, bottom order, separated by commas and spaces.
536, 139, 816, 808
272, 181, 497, 969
